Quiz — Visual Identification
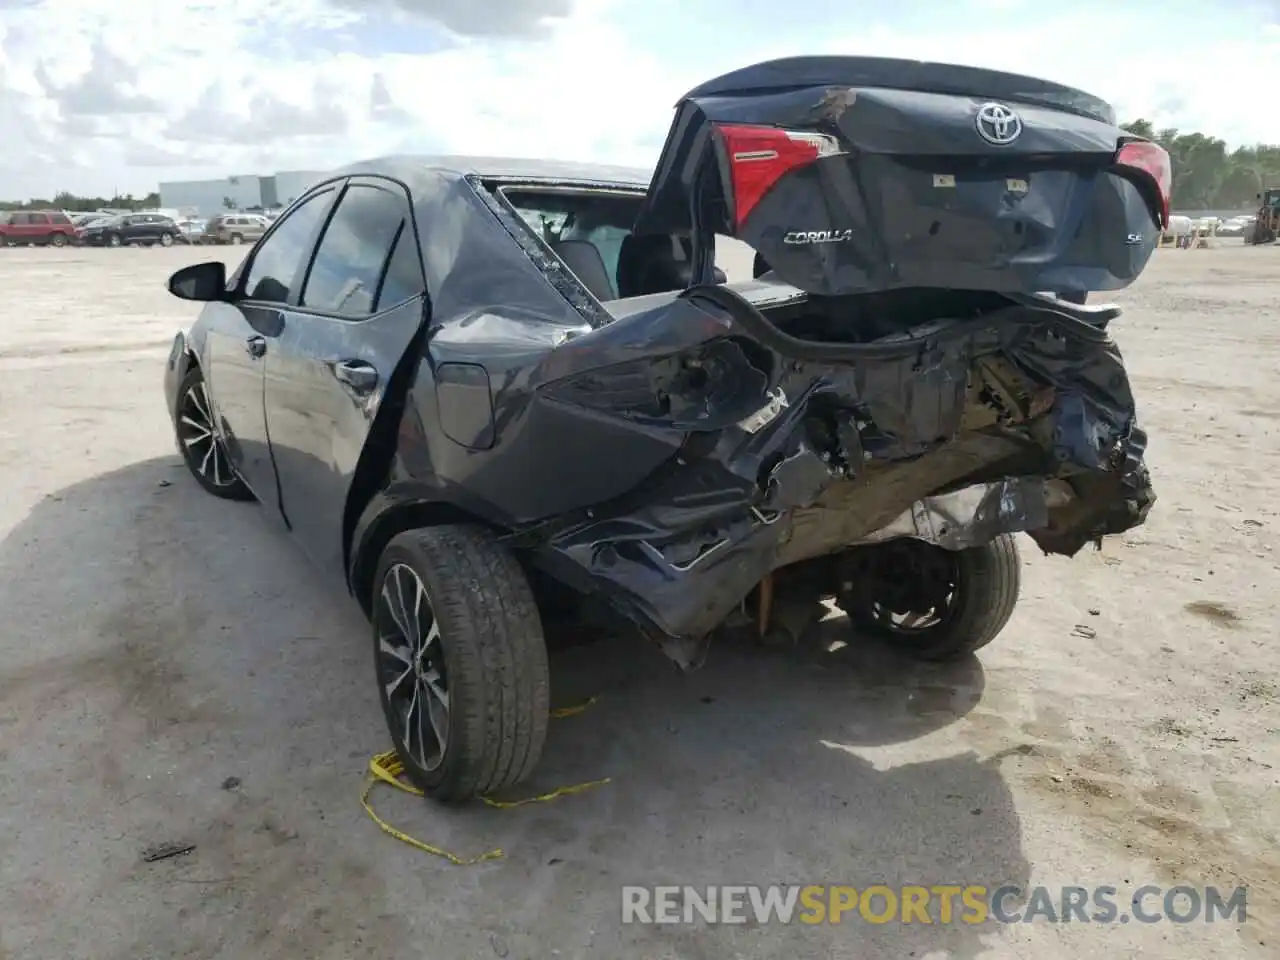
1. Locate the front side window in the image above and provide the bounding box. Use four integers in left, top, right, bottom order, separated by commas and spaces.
242, 188, 336, 304
300, 183, 413, 315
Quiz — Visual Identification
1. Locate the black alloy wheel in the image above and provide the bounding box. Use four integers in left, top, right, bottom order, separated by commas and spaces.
372, 525, 550, 802
377, 562, 451, 775
174, 366, 254, 500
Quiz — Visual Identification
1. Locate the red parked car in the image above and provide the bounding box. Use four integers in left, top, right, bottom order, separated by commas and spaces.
0, 210, 80, 247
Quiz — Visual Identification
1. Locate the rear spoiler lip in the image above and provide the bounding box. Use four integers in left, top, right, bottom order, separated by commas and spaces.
678, 56, 1116, 125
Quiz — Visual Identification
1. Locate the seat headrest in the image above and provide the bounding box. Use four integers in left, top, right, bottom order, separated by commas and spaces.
616, 233, 692, 298
549, 239, 616, 302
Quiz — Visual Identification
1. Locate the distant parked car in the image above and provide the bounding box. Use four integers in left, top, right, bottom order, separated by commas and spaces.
0, 210, 80, 247
202, 213, 270, 246
175, 219, 207, 244
79, 213, 183, 247
1219, 215, 1257, 238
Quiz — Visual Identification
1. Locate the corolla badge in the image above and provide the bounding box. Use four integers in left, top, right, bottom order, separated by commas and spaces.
975, 102, 1023, 145
783, 229, 854, 245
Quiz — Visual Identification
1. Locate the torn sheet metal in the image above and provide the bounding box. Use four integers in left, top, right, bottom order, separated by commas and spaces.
514, 291, 1155, 662
851, 478, 1074, 552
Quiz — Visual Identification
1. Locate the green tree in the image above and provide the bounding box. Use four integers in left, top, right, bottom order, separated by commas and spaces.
1122, 120, 1279, 210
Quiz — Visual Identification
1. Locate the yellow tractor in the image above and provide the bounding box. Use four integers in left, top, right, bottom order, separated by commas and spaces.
1244, 188, 1279, 244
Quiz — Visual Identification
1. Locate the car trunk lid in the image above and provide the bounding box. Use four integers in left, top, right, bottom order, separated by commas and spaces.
633, 56, 1171, 298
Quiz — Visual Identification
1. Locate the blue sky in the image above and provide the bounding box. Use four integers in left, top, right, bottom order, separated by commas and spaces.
0, 0, 1276, 198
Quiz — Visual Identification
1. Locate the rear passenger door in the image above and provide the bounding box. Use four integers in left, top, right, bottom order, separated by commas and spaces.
261, 176, 427, 579
27, 214, 50, 242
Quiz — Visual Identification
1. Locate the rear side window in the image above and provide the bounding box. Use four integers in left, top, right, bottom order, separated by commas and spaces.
301, 183, 419, 315
242, 188, 336, 304
30, 214, 49, 225
376, 226, 425, 311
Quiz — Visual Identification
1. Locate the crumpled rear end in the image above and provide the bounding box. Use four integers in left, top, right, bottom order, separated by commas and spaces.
520, 286, 1153, 665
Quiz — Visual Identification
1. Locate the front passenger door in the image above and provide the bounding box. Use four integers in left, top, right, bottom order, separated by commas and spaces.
198, 186, 340, 508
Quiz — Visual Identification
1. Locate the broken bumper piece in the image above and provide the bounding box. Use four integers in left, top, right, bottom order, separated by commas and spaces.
528, 293, 1155, 666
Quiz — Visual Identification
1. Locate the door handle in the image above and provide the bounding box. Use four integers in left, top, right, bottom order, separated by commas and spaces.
245, 335, 266, 358
333, 359, 379, 393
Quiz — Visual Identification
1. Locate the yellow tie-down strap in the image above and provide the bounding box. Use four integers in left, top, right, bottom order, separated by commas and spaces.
360, 696, 610, 865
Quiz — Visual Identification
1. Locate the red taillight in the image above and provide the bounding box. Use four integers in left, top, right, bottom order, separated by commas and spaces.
714, 123, 845, 230
1115, 140, 1171, 230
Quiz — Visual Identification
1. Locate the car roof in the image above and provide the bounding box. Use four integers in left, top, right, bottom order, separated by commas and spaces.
329, 154, 654, 190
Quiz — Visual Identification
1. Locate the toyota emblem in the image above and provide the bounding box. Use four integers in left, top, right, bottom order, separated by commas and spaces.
975, 102, 1023, 145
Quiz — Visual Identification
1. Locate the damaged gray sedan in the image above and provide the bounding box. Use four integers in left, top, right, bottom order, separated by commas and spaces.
162, 57, 1162, 801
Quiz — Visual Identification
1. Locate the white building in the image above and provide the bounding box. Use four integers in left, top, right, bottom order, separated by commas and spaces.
159, 175, 267, 218
268, 170, 327, 208
159, 169, 329, 218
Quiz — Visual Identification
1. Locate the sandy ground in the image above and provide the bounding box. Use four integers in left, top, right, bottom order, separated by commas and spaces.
0, 241, 1277, 960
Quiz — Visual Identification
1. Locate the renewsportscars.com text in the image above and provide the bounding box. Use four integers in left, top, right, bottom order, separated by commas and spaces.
621, 884, 1249, 925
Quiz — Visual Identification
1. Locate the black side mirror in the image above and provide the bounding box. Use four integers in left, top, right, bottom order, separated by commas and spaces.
168, 261, 228, 302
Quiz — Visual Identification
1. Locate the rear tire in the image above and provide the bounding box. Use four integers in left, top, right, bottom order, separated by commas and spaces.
108, 234, 122, 248
230, 233, 243, 245
372, 525, 550, 802
174, 366, 254, 501
839, 534, 1021, 661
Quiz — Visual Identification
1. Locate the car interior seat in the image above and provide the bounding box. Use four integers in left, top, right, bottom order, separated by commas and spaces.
548, 239, 617, 303
615, 233, 726, 298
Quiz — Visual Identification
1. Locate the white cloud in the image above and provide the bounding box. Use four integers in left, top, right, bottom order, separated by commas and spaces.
0, 0, 1276, 200
327, 0, 575, 37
